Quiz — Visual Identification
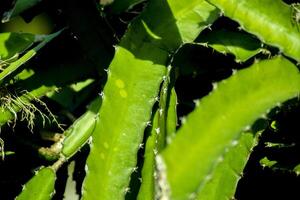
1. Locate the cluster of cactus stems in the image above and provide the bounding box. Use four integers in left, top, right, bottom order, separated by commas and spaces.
0, 0, 300, 199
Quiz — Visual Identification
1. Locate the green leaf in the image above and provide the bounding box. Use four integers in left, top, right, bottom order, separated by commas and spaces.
0, 32, 35, 61
161, 56, 300, 199
82, 0, 219, 199
16, 167, 56, 200
2, 0, 41, 23
196, 29, 264, 62
206, 0, 300, 62
0, 30, 63, 85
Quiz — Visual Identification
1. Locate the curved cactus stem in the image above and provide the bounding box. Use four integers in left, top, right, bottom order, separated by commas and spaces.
15, 167, 56, 200
166, 88, 178, 144
82, 45, 166, 200
138, 66, 177, 200
82, 0, 219, 199
62, 98, 102, 158
158, 64, 178, 148
157, 65, 171, 150
196, 29, 265, 62
0, 30, 63, 85
137, 111, 159, 200
195, 131, 259, 200
206, 0, 300, 62
30, 97, 102, 162
161, 56, 300, 199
